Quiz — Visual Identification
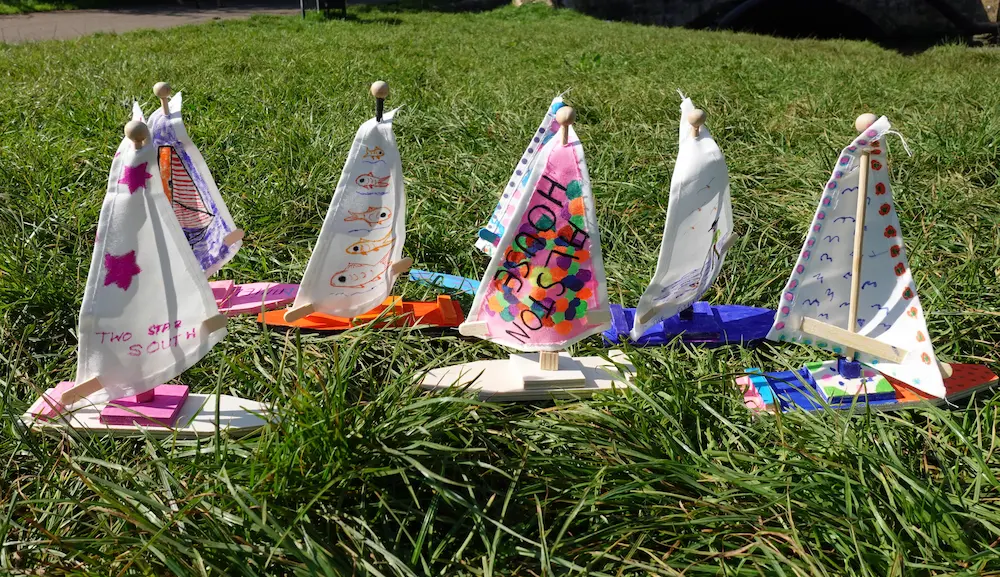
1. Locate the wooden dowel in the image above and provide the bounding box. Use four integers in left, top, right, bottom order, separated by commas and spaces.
688, 108, 706, 139
556, 106, 575, 146
845, 148, 870, 360
539, 351, 559, 371
370, 81, 388, 122
154, 82, 171, 116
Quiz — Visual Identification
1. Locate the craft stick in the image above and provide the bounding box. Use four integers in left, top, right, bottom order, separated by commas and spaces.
720, 231, 739, 252
390, 257, 413, 275
556, 106, 575, 146
203, 314, 228, 333
799, 316, 907, 364
135, 389, 156, 403
845, 113, 876, 360
458, 321, 489, 337
153, 82, 171, 116
539, 351, 559, 371
371, 81, 389, 122
283, 303, 315, 323
688, 108, 706, 139
124, 120, 150, 149
223, 229, 245, 247
60, 377, 104, 406
938, 361, 953, 379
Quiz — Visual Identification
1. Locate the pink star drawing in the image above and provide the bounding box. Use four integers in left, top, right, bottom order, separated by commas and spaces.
103, 250, 141, 291
119, 162, 152, 195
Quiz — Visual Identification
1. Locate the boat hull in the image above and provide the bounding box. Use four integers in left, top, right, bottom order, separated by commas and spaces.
602, 302, 775, 347
22, 383, 270, 439
419, 350, 634, 402
209, 280, 299, 317
738, 362, 999, 413
257, 295, 464, 332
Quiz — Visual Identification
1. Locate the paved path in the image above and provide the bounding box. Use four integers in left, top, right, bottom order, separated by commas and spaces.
0, 1, 301, 44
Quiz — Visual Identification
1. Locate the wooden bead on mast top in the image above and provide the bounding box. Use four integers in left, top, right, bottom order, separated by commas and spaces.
688, 108, 706, 138
371, 80, 389, 122
124, 120, 150, 148
556, 106, 575, 146
153, 82, 172, 116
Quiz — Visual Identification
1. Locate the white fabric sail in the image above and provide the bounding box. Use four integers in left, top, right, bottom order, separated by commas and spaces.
460, 125, 610, 352
630, 95, 734, 340
766, 117, 944, 398
74, 117, 226, 405
288, 108, 406, 319
476, 95, 566, 257
144, 93, 243, 277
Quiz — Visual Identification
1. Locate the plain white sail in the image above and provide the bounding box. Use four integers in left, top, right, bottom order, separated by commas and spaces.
630, 95, 734, 340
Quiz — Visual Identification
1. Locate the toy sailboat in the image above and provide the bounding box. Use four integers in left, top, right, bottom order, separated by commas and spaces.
259, 82, 463, 332
142, 82, 297, 316
602, 95, 774, 348
421, 106, 633, 401
738, 113, 997, 412
22, 119, 269, 438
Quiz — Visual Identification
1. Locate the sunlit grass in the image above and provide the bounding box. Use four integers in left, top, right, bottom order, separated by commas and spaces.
1, 4, 1000, 574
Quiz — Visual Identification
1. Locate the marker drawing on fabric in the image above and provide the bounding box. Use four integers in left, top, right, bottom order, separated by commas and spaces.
21, 119, 268, 438
421, 103, 633, 402
736, 112, 1000, 414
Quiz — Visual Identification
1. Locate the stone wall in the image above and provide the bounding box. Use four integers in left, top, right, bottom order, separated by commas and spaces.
559, 0, 996, 37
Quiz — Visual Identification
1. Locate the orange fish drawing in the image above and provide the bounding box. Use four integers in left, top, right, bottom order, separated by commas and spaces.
356, 172, 390, 190
330, 251, 392, 289
362, 146, 384, 161
344, 206, 392, 226
346, 231, 393, 256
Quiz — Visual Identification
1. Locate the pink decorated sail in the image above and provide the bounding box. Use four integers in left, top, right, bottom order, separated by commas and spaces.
460, 123, 609, 351
476, 95, 566, 256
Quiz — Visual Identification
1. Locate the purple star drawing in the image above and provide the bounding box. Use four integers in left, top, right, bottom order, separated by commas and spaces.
103, 250, 141, 291
119, 162, 152, 194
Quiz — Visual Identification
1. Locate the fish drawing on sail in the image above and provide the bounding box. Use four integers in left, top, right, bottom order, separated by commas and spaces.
476, 95, 567, 256
280, 97, 407, 322
423, 105, 632, 402
143, 84, 243, 277
630, 96, 735, 340
731, 113, 1000, 413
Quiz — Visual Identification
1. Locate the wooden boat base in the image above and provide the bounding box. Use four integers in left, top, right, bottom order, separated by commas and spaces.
258, 295, 464, 332
420, 350, 634, 402
21, 388, 271, 439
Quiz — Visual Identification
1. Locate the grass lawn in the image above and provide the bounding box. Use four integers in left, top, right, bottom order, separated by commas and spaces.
0, 0, 107, 15
3, 4, 1000, 575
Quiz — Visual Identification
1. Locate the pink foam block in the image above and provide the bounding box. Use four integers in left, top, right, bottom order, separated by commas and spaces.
737, 376, 766, 411
99, 384, 190, 427
27, 381, 78, 419
218, 283, 298, 316
210, 280, 236, 302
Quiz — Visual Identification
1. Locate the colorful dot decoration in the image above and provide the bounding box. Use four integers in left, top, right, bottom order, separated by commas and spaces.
875, 182, 886, 195
485, 177, 597, 338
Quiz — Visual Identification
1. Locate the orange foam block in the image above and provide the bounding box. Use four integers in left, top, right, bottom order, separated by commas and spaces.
257, 295, 464, 331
